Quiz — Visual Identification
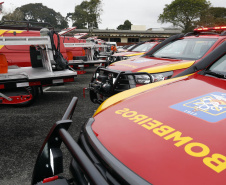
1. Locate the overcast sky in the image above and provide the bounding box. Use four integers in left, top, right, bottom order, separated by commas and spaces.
1, 0, 225, 29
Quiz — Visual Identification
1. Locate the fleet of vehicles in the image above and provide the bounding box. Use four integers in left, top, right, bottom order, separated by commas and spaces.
32, 36, 226, 185
106, 41, 160, 64
89, 26, 226, 104
65, 39, 108, 68
116, 44, 135, 53
0, 32, 77, 106
2, 21, 226, 184
0, 23, 86, 67
0, 22, 109, 84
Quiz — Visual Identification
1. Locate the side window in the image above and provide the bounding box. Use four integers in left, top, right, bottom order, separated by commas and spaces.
209, 54, 226, 72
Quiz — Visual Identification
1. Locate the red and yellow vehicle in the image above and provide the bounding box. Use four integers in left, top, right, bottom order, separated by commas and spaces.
106, 41, 160, 64
0, 22, 85, 67
0, 32, 77, 106
89, 26, 226, 103
32, 39, 226, 185
61, 31, 87, 61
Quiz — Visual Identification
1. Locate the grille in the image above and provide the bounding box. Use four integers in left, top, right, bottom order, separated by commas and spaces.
97, 69, 136, 94
79, 132, 129, 185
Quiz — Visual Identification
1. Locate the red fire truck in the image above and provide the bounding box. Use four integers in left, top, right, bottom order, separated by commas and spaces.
0, 22, 86, 67
89, 26, 226, 104
0, 32, 77, 106
32, 35, 226, 185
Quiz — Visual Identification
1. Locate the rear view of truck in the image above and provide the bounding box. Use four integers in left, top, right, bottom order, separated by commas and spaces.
0, 31, 77, 106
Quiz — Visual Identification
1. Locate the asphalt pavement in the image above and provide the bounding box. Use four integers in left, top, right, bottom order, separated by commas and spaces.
0, 67, 99, 185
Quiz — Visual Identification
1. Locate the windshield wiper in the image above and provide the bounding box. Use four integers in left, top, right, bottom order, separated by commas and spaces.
158, 56, 178, 59
204, 70, 226, 79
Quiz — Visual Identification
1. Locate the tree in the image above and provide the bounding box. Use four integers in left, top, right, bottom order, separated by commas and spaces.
117, 20, 132, 30
197, 7, 226, 26
2, 3, 68, 29
158, 0, 211, 33
1, 9, 24, 22
70, 0, 102, 29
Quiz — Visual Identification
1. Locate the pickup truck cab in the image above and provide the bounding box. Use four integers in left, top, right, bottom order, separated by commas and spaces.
106, 41, 160, 64
89, 26, 226, 103
32, 41, 226, 185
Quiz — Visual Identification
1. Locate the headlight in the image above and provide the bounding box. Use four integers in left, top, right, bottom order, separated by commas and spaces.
107, 73, 117, 84
134, 71, 173, 84
95, 72, 99, 78
121, 56, 133, 60
134, 74, 151, 84
122, 56, 129, 60
112, 56, 117, 62
151, 74, 165, 82
151, 71, 174, 82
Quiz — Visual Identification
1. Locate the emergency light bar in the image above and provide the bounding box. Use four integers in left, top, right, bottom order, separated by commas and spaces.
194, 26, 226, 32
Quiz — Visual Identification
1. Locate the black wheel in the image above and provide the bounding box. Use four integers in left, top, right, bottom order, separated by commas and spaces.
14, 86, 39, 107
89, 89, 98, 104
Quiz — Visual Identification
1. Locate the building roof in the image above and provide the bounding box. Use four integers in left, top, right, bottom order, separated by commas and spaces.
71, 28, 182, 39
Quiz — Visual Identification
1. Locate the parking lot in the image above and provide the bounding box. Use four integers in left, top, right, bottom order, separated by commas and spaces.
0, 67, 99, 185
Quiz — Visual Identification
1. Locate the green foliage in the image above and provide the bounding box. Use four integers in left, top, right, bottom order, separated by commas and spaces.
158, 0, 211, 32
71, 0, 102, 29
209, 7, 226, 18
197, 7, 226, 26
1, 9, 24, 21
2, 3, 68, 29
117, 20, 132, 30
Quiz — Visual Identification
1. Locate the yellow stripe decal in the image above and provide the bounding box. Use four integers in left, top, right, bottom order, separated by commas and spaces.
7, 30, 24, 34
138, 61, 195, 73
126, 52, 144, 57
0, 30, 7, 35
0, 30, 25, 49
94, 76, 188, 116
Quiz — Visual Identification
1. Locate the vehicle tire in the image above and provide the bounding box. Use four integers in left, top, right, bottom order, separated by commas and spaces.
14, 86, 39, 107
89, 89, 98, 104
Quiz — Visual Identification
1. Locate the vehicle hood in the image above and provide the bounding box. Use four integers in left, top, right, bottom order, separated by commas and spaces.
112, 51, 144, 57
92, 74, 226, 185
108, 56, 195, 73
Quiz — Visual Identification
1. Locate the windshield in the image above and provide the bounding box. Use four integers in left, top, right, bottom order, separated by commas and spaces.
153, 38, 217, 60
205, 54, 226, 78
127, 45, 135, 50
132, 43, 156, 52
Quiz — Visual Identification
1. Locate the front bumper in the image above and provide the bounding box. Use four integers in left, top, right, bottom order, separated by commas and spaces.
89, 66, 153, 104
31, 97, 108, 185
78, 118, 152, 185
31, 97, 151, 185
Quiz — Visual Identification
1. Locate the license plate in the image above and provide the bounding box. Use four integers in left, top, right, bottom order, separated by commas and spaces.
16, 82, 29, 87
53, 79, 63, 84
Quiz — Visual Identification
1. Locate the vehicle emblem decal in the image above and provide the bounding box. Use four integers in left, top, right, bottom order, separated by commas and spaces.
170, 92, 226, 122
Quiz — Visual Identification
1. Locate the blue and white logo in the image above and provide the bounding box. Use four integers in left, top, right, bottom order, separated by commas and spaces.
170, 92, 226, 123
